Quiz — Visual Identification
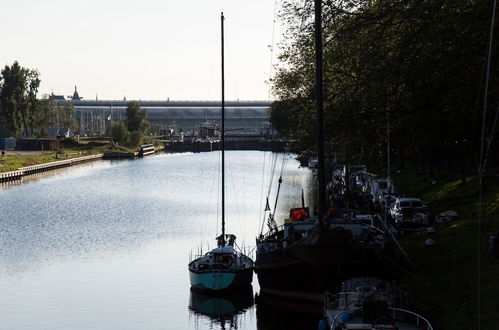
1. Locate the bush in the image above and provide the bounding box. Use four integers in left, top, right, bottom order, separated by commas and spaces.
60, 138, 81, 149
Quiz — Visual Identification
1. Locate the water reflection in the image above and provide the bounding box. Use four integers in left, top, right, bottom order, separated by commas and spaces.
189, 286, 254, 329
0, 151, 314, 330
256, 293, 322, 330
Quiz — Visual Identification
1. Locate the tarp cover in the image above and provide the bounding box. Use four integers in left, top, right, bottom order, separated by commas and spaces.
210, 246, 233, 254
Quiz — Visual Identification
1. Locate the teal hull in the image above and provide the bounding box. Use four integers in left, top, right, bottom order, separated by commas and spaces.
189, 268, 253, 291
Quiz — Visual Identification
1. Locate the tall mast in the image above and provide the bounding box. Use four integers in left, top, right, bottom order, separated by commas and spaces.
221, 12, 226, 242
314, 0, 326, 217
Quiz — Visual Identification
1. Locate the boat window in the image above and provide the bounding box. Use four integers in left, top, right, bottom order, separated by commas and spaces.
400, 201, 411, 207
412, 201, 423, 207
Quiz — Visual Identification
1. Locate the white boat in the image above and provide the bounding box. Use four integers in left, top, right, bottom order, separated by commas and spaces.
188, 13, 253, 292
320, 278, 434, 330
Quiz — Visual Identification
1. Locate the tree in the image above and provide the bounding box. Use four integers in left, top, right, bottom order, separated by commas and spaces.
129, 130, 143, 148
0, 61, 40, 137
125, 101, 146, 132
149, 123, 161, 136
110, 121, 129, 145
272, 0, 498, 173
34, 99, 78, 137
25, 69, 41, 135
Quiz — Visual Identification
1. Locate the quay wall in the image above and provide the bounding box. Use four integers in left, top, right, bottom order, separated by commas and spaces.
165, 139, 287, 153
0, 154, 103, 183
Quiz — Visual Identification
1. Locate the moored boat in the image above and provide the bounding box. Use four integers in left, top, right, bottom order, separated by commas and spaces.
320, 277, 434, 330
255, 210, 395, 295
188, 12, 253, 292
189, 239, 253, 291
255, 0, 402, 298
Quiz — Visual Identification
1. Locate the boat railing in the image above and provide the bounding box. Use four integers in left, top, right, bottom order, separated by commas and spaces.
389, 307, 434, 330
365, 224, 386, 236
329, 309, 360, 329
259, 218, 318, 242
324, 291, 337, 308
259, 224, 285, 241
330, 307, 434, 330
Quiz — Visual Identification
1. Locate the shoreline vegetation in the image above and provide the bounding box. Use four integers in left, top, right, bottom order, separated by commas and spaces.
267, 1, 497, 328
375, 162, 499, 329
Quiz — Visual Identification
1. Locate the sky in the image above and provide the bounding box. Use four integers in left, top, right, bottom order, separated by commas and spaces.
0, 0, 283, 101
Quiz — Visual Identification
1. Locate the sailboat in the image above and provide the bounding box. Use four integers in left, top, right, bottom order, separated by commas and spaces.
188, 13, 254, 292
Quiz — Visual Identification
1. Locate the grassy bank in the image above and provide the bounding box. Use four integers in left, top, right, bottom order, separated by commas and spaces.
392, 165, 499, 329
0, 139, 133, 173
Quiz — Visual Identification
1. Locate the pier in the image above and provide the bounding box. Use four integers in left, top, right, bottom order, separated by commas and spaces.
103, 145, 165, 159
165, 135, 287, 153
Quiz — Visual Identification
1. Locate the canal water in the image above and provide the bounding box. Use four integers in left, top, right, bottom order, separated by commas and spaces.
0, 151, 321, 330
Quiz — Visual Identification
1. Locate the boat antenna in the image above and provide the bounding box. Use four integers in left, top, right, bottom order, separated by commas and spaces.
221, 12, 226, 246
314, 0, 327, 218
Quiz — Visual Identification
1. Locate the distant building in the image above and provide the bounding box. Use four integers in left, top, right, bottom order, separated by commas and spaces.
0, 138, 16, 150
48, 93, 66, 101
49, 93, 272, 135
72, 86, 81, 101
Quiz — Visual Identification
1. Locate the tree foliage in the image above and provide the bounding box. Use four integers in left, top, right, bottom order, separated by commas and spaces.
129, 130, 143, 148
0, 61, 40, 137
110, 121, 129, 145
34, 99, 78, 137
272, 0, 498, 176
125, 101, 147, 132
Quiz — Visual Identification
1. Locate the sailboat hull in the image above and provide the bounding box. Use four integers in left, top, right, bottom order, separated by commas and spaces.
189, 268, 253, 291
255, 224, 399, 296
255, 252, 389, 294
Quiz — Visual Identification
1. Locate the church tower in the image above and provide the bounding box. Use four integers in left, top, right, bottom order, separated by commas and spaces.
72, 86, 81, 101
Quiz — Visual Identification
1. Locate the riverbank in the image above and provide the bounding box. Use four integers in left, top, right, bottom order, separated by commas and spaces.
0, 154, 104, 182
392, 165, 499, 329
0, 150, 102, 173
0, 139, 113, 173
0, 139, 164, 179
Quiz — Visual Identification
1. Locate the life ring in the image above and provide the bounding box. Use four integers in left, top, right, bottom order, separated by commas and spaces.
221, 255, 234, 268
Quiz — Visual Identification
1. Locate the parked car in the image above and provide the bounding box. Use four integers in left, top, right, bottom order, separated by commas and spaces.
369, 177, 395, 204
378, 194, 398, 211
389, 197, 429, 226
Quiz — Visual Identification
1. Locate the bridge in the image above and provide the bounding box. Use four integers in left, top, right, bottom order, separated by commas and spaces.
52, 99, 272, 135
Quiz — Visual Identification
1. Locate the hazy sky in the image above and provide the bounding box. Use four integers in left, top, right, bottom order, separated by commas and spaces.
0, 0, 282, 101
